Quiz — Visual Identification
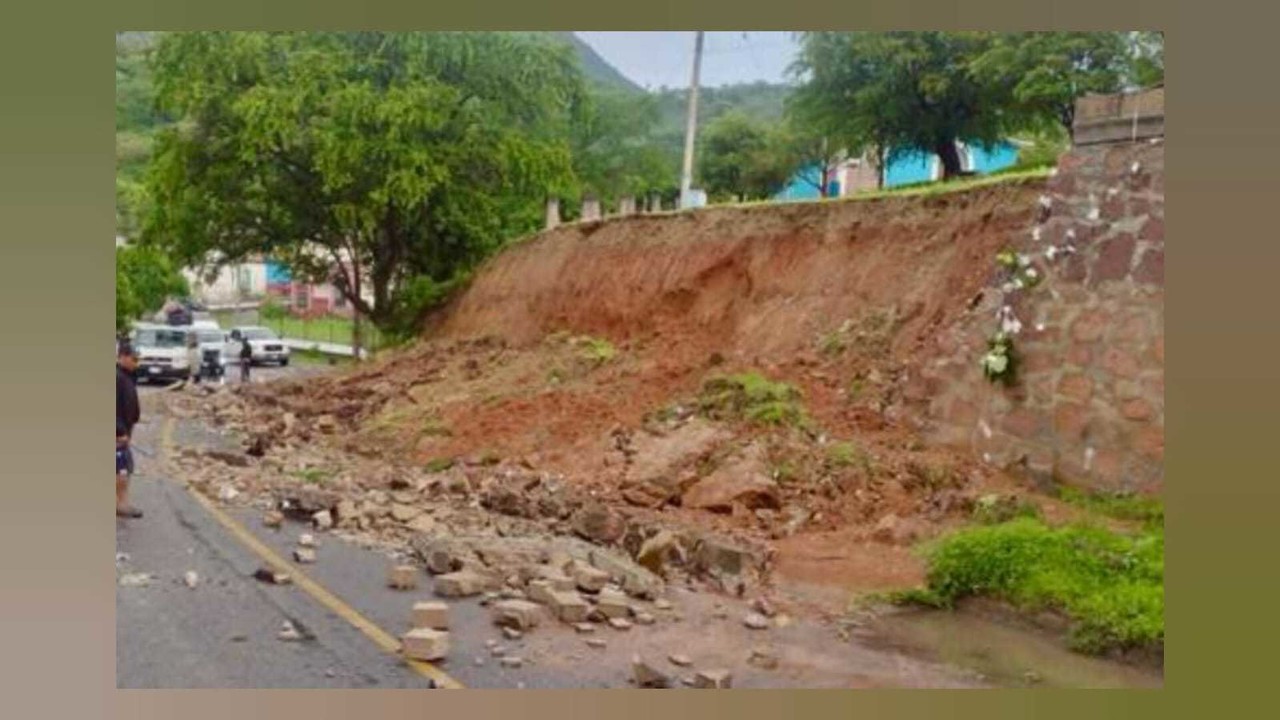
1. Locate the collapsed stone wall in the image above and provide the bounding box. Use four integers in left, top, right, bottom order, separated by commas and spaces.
914, 136, 1164, 493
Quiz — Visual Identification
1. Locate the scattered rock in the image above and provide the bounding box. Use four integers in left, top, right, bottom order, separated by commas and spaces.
407, 515, 437, 534
183, 571, 199, 589
118, 573, 152, 587
574, 623, 596, 634
490, 645, 508, 657
503, 627, 523, 641
293, 547, 317, 564
608, 617, 633, 631
390, 504, 421, 523
595, 589, 632, 619
298, 533, 316, 548
434, 571, 490, 598
690, 535, 756, 578
412, 601, 449, 630
548, 591, 591, 623
253, 568, 292, 585
278, 621, 303, 642
413, 538, 467, 575
586, 638, 607, 649
681, 459, 781, 513
743, 613, 770, 630
262, 511, 284, 529
401, 628, 449, 661
527, 579, 556, 605
668, 654, 693, 667
589, 549, 664, 599
492, 599, 545, 631
636, 530, 683, 576
500, 656, 524, 669
312, 510, 333, 530
748, 647, 779, 670
219, 485, 240, 502
571, 503, 624, 545
388, 565, 418, 590
693, 669, 733, 688
654, 599, 673, 611
632, 655, 671, 688
574, 565, 611, 593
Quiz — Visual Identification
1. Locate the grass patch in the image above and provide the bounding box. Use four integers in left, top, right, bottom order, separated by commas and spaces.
698, 373, 810, 428
845, 167, 1052, 202
912, 518, 1164, 655
574, 335, 617, 366
825, 441, 861, 469
292, 467, 333, 485
1058, 486, 1164, 528
424, 458, 455, 473
972, 493, 1043, 525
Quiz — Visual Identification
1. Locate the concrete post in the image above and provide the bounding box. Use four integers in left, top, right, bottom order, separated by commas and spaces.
545, 197, 560, 231
647, 194, 661, 213
618, 196, 636, 217
581, 195, 601, 222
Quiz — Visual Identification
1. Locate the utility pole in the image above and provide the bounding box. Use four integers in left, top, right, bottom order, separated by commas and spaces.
679, 31, 705, 209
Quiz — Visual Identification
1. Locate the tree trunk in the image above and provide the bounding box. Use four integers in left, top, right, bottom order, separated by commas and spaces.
936, 141, 964, 180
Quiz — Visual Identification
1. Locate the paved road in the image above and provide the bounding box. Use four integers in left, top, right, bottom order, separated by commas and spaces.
116, 418, 434, 689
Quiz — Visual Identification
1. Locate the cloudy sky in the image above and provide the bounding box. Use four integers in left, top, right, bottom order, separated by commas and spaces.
575, 32, 801, 89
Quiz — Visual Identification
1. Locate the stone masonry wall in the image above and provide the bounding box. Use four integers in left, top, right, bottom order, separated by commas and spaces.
911, 136, 1164, 494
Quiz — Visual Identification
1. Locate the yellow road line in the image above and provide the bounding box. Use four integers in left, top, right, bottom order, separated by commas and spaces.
159, 417, 465, 689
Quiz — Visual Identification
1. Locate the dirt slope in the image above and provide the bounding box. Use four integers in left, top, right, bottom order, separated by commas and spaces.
208, 178, 1075, 607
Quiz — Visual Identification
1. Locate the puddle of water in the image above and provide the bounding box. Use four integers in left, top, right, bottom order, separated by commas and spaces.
861, 605, 1163, 689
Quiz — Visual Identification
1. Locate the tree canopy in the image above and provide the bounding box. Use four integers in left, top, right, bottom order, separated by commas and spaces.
116, 244, 188, 331
144, 31, 587, 336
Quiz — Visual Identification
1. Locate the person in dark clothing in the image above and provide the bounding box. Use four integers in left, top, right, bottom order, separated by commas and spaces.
116, 343, 143, 519
239, 336, 253, 383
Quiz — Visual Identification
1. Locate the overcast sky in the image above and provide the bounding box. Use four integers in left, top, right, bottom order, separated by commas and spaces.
574, 32, 800, 89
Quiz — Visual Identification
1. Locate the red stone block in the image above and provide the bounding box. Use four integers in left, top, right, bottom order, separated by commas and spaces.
1002, 408, 1048, 439
1101, 347, 1141, 379
1054, 403, 1091, 442
1071, 310, 1109, 343
1121, 398, 1155, 421
1133, 248, 1164, 285
1092, 234, 1137, 284
1057, 373, 1094, 403
1135, 426, 1165, 461
1139, 215, 1164, 243
1067, 343, 1095, 367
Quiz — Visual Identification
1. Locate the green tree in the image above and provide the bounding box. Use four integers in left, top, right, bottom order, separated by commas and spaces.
144, 32, 585, 344
1126, 31, 1164, 89
698, 111, 792, 201
116, 245, 188, 328
570, 88, 677, 207
969, 32, 1130, 138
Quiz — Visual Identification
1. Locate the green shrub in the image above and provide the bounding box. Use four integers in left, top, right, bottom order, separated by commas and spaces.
1058, 486, 1164, 529
919, 518, 1164, 654
260, 295, 287, 321
425, 458, 455, 473
699, 373, 809, 428
972, 493, 1043, 524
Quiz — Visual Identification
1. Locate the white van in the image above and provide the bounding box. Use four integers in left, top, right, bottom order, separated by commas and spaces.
131, 322, 192, 383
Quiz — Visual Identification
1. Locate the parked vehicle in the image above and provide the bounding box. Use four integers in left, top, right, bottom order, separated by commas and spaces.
130, 322, 192, 383
226, 326, 290, 366
185, 327, 228, 382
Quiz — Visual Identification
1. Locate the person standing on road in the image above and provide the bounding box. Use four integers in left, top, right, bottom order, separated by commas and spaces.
239, 335, 253, 383
116, 343, 143, 519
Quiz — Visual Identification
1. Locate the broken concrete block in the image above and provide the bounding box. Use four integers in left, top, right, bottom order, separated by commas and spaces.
631, 655, 671, 688
527, 579, 557, 605
412, 601, 449, 630
589, 549, 663, 599
548, 591, 590, 623
492, 599, 545, 631
595, 589, 632, 619
293, 547, 317, 564
298, 533, 316, 548
574, 623, 596, 634
263, 510, 284, 528
743, 613, 769, 630
434, 571, 489, 598
388, 565, 418, 590
693, 669, 733, 688
401, 628, 449, 661
608, 617, 633, 631
574, 565, 610, 593
313, 510, 333, 530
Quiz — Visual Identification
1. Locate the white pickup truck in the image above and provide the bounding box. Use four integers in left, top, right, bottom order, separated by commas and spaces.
226, 326, 290, 366
130, 323, 192, 383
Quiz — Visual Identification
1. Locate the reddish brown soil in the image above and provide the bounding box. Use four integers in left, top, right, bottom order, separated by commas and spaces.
261, 180, 1060, 609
